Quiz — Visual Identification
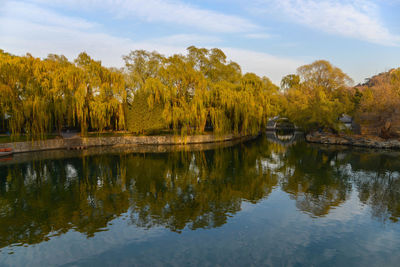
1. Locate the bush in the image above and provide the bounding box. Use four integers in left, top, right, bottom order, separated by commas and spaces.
126, 93, 166, 134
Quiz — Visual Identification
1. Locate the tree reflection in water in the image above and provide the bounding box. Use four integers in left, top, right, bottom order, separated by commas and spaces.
0, 135, 400, 248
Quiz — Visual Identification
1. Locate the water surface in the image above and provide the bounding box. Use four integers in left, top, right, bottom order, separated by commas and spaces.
1, 133, 400, 266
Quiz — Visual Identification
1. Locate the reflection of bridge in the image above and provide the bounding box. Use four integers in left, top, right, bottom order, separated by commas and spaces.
265, 130, 304, 146
266, 116, 298, 130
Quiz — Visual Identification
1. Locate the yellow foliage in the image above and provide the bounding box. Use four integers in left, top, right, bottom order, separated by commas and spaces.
0, 50, 127, 138
123, 47, 282, 136
283, 60, 354, 131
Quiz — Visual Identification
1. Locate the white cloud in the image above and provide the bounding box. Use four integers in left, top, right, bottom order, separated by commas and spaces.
222, 48, 303, 84
0, 1, 95, 30
29, 0, 258, 33
0, 17, 136, 66
151, 34, 222, 46
245, 33, 271, 39
255, 0, 400, 46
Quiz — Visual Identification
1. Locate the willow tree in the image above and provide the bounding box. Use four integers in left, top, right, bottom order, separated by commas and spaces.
187, 46, 242, 83
159, 54, 208, 135
74, 52, 127, 133
0, 50, 128, 138
123, 51, 166, 134
44, 54, 76, 134
123, 49, 164, 101
0, 50, 24, 135
0, 52, 54, 138
281, 74, 300, 91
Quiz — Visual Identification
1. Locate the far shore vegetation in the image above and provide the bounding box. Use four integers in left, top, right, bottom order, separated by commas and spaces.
0, 47, 399, 141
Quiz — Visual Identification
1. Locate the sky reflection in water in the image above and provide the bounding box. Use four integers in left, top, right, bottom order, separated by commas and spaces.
0, 134, 400, 266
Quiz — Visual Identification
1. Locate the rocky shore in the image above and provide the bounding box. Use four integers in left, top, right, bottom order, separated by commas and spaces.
306, 132, 400, 149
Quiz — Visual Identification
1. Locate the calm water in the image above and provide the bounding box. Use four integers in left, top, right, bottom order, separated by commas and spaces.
1, 133, 400, 266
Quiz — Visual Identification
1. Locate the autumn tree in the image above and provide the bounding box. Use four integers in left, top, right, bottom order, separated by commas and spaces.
283, 60, 354, 131
280, 74, 300, 91
355, 68, 400, 137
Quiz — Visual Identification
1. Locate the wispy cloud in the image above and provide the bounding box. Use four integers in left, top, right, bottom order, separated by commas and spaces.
254, 0, 400, 46
223, 47, 303, 83
244, 33, 271, 39
1, 1, 95, 30
151, 34, 222, 46
29, 0, 258, 33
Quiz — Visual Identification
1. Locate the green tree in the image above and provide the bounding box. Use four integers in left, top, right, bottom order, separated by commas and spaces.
284, 60, 354, 131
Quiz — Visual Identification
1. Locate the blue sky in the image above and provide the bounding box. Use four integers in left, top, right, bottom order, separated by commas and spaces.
1, 0, 400, 84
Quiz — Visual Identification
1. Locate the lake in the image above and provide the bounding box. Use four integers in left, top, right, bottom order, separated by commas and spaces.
1, 133, 400, 266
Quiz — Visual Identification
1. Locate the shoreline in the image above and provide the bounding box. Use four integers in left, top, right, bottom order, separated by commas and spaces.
0, 136, 256, 166
306, 132, 400, 149
0, 133, 257, 154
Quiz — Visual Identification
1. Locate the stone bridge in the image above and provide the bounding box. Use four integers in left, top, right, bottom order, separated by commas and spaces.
265, 131, 303, 146
266, 116, 297, 130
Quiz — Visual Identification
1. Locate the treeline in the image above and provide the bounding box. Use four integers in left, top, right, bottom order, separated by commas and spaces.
1, 47, 399, 138
0, 47, 282, 138
281, 60, 400, 136
124, 47, 282, 135
355, 68, 400, 137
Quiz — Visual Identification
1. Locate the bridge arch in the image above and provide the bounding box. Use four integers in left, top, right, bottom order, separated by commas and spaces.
266, 116, 296, 130
265, 130, 303, 146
